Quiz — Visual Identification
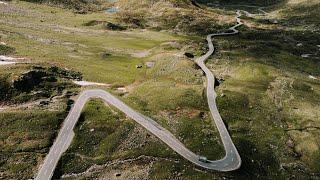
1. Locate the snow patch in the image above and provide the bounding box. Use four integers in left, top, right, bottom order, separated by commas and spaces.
0, 1, 8, 5
0, 55, 25, 61
73, 80, 110, 86
0, 55, 26, 65
117, 87, 127, 93
0, 42, 7, 45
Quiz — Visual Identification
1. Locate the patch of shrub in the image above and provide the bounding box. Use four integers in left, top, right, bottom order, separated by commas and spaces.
104, 22, 127, 31
13, 70, 48, 92
48, 66, 82, 80
0, 44, 15, 55
2, 65, 81, 103
0, 75, 11, 101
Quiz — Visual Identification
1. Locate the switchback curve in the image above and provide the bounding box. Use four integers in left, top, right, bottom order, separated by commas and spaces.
36, 10, 246, 180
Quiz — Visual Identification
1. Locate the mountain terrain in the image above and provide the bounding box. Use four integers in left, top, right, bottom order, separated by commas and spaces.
0, 0, 319, 179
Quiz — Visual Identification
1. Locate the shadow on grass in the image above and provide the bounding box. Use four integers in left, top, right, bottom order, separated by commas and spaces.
224, 27, 320, 76
232, 138, 281, 178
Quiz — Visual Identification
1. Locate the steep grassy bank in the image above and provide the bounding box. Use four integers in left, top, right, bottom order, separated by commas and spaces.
20, 0, 108, 13
204, 3, 320, 177
114, 0, 234, 35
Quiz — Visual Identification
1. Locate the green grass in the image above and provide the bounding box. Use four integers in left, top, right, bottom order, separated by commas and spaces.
127, 81, 205, 111
0, 44, 15, 55
55, 99, 133, 174
0, 110, 67, 179
207, 9, 320, 177
1, 0, 320, 179
149, 160, 222, 179
0, 1, 185, 85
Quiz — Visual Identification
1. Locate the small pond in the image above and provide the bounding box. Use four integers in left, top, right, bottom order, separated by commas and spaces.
105, 7, 119, 13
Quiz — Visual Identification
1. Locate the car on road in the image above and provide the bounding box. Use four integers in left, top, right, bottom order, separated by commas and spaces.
199, 156, 208, 163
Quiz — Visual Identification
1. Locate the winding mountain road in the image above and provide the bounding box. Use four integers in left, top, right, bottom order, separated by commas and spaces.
36, 10, 244, 180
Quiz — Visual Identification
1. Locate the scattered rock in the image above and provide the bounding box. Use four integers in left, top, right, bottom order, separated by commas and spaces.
117, 87, 127, 93
280, 162, 307, 173
145, 61, 155, 68
296, 43, 303, 47
0, 42, 6, 45
0, 1, 8, 5
308, 75, 317, 80
184, 52, 194, 58
115, 172, 121, 177
301, 54, 312, 58
90, 129, 95, 132
220, 93, 225, 97
135, 65, 143, 69
286, 139, 295, 148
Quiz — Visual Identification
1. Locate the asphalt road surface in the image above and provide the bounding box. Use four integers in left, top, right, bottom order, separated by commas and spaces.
36, 10, 245, 180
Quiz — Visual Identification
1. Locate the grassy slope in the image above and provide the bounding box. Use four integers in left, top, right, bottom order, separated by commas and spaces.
0, 1, 226, 179
209, 0, 320, 177
0, 1, 186, 85
115, 0, 234, 35
0, 110, 68, 179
